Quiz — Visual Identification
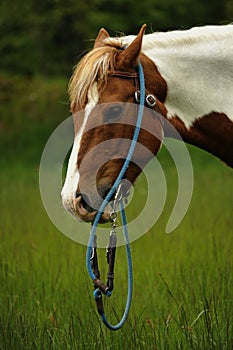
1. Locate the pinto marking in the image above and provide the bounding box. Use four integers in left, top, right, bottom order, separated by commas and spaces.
119, 25, 233, 128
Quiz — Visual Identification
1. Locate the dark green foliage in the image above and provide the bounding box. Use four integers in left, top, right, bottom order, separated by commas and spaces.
0, 0, 232, 76
0, 73, 68, 167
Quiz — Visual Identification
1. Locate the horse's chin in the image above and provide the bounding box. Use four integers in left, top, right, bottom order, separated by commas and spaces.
76, 210, 111, 224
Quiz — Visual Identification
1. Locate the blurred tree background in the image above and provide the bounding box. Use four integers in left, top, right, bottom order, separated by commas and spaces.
0, 0, 232, 166
0, 0, 232, 77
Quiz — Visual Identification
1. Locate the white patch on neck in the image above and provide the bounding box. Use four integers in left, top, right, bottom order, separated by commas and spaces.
151, 44, 233, 128
61, 82, 99, 213
122, 25, 233, 128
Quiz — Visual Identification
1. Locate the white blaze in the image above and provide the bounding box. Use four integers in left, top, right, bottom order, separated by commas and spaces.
61, 82, 99, 214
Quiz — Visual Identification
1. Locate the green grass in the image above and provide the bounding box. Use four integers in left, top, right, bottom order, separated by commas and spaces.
0, 151, 232, 350
0, 73, 232, 349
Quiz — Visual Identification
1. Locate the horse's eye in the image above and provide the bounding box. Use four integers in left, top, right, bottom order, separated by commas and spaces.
104, 105, 122, 123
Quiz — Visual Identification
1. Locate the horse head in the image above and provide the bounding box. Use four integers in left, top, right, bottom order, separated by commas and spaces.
62, 25, 167, 222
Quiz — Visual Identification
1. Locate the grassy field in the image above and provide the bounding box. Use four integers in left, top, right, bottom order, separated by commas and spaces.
0, 74, 232, 349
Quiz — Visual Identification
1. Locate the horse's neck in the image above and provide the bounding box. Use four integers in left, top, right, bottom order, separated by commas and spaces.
124, 26, 233, 166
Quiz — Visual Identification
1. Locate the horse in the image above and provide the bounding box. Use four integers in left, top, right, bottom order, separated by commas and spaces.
61, 24, 233, 223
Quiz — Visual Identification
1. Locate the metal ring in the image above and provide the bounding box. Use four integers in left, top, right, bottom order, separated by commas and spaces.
134, 90, 140, 103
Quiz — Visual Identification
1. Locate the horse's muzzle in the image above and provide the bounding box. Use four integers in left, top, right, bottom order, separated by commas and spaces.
73, 194, 111, 223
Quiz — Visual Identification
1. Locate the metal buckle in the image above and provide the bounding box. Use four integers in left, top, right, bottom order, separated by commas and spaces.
135, 90, 156, 108
146, 94, 156, 108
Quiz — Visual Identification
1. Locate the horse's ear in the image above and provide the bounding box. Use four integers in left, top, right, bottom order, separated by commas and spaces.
94, 28, 110, 48
118, 24, 147, 69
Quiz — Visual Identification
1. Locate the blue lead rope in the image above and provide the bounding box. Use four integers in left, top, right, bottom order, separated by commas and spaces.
101, 200, 133, 330
86, 61, 145, 330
